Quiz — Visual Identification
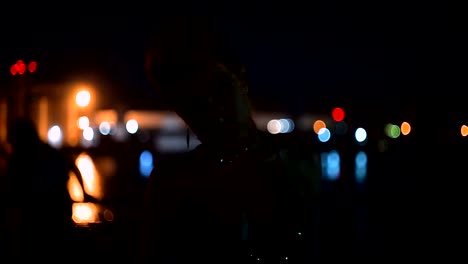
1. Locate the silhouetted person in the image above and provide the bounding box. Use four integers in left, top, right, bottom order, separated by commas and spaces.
5, 117, 73, 260
139, 16, 319, 263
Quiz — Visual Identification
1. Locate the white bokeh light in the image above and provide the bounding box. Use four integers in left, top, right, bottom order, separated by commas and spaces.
126, 119, 139, 134
355, 127, 367, 143
76, 90, 91, 107
83, 127, 94, 141
78, 116, 90, 129
47, 125, 62, 148
267, 119, 282, 134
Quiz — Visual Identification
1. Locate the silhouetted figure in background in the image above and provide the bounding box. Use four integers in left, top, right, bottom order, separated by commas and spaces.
139, 16, 319, 263
4, 117, 73, 260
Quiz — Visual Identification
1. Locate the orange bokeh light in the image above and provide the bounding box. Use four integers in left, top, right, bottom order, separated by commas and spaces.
461, 125, 468, 137
313, 120, 326, 134
401, 122, 411, 135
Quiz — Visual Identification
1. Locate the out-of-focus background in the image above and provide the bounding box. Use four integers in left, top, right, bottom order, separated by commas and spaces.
0, 1, 463, 261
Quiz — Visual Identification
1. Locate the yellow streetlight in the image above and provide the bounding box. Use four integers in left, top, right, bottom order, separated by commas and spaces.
76, 90, 91, 107
67, 85, 95, 146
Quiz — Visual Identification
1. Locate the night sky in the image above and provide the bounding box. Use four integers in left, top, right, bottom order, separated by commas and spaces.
0, 1, 458, 117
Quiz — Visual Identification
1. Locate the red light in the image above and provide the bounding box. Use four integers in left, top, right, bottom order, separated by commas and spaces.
18, 64, 26, 74
332, 107, 345, 122
10, 65, 17, 75
28, 61, 37, 73
16, 60, 26, 75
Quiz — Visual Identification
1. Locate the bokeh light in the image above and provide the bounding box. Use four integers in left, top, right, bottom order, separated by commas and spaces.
313, 120, 326, 134
461, 125, 468, 137
47, 125, 62, 148
99, 122, 111, 135
76, 90, 91, 107
126, 119, 139, 134
331, 107, 345, 122
318, 127, 331, 142
355, 151, 368, 183
83, 127, 94, 141
267, 119, 294, 134
139, 150, 154, 177
355, 127, 367, 143
400, 122, 411, 135
385, 123, 401, 139
28, 61, 37, 73
267, 119, 282, 134
78, 116, 90, 129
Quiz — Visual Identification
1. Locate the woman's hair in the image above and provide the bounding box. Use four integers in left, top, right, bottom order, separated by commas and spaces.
7, 117, 40, 146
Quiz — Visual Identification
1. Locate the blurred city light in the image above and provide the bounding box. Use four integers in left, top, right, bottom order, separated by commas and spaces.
400, 121, 411, 135
126, 119, 139, 134
72, 203, 100, 225
10, 60, 26, 75
321, 150, 340, 180
355, 151, 368, 183
139, 150, 154, 177
331, 107, 345, 122
78, 116, 90, 129
99, 121, 111, 135
385, 124, 400, 138
75, 153, 103, 200
68, 171, 85, 202
267, 119, 282, 134
267, 118, 294, 134
83, 127, 94, 141
318, 127, 331, 142
279, 118, 295, 133
355, 127, 367, 143
461, 125, 468, 137
47, 125, 62, 148
28, 61, 37, 73
10, 65, 17, 75
313, 120, 326, 134
76, 90, 91, 107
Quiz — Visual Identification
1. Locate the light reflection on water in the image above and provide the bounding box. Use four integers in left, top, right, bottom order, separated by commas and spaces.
321, 150, 340, 181
68, 152, 110, 225
355, 151, 367, 184
67, 146, 369, 225
321, 150, 368, 184
72, 202, 101, 225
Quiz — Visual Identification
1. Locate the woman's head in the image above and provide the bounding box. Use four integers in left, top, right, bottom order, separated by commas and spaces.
7, 117, 41, 150
145, 16, 255, 148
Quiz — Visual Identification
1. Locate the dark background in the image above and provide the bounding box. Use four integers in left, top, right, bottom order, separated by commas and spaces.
0, 1, 465, 259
